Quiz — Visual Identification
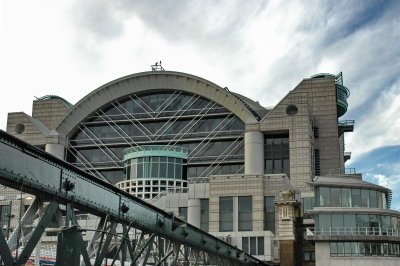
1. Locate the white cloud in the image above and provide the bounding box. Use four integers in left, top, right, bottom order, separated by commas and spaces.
1, 0, 399, 161
346, 80, 400, 161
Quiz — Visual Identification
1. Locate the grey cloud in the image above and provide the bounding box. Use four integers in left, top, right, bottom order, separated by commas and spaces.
70, 0, 124, 40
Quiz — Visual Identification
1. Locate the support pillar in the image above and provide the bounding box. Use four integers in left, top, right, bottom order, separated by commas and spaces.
45, 143, 65, 160
187, 198, 201, 228
244, 131, 264, 174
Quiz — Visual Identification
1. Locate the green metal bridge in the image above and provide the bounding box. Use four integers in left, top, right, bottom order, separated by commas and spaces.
0, 130, 266, 266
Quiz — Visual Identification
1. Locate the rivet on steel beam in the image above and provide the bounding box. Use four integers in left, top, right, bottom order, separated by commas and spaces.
63, 179, 75, 192
158, 217, 165, 227
121, 203, 129, 214
182, 230, 188, 237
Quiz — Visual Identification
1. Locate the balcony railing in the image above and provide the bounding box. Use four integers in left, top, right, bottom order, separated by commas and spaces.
307, 227, 400, 237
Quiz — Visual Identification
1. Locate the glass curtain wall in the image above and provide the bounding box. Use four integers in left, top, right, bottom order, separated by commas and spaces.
316, 213, 400, 235
124, 157, 187, 180
66, 91, 245, 184
317, 187, 387, 209
330, 242, 400, 257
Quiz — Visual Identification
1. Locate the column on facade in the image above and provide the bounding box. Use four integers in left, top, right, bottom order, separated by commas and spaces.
187, 198, 201, 228
244, 131, 264, 175
45, 143, 65, 160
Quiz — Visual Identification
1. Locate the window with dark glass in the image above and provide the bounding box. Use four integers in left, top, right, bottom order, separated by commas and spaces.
319, 187, 330, 207
264, 196, 275, 233
0, 205, 11, 228
361, 189, 370, 207
369, 190, 377, 208
303, 197, 315, 219
331, 188, 341, 207
304, 251, 315, 261
179, 207, 187, 222
220, 197, 233, 232
341, 188, 351, 207
331, 242, 400, 257
200, 199, 209, 232
351, 189, 361, 207
238, 196, 252, 231
242, 237, 264, 255
264, 134, 290, 177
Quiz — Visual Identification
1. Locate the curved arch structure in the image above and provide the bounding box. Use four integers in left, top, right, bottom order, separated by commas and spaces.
59, 71, 258, 187
56, 71, 259, 138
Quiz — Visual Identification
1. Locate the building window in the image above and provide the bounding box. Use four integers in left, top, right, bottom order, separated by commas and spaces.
316, 213, 400, 235
281, 205, 290, 220
303, 197, 315, 219
242, 237, 264, 255
264, 134, 290, 177
330, 242, 400, 257
314, 149, 320, 176
219, 197, 233, 232
303, 251, 315, 261
238, 196, 252, 231
200, 199, 209, 232
316, 187, 387, 209
179, 207, 187, 222
264, 196, 275, 233
0, 205, 11, 228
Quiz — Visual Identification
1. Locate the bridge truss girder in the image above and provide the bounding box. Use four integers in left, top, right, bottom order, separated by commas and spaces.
0, 130, 265, 265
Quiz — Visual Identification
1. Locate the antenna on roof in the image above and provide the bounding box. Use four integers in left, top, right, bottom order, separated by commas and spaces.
151, 61, 165, 71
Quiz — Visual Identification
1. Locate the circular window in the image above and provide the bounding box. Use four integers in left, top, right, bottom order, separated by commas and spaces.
286, 105, 298, 116
15, 123, 25, 134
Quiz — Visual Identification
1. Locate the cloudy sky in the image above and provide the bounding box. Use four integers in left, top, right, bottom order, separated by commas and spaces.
1, 1, 399, 208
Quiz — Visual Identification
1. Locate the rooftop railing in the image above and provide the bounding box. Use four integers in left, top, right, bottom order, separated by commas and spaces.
338, 120, 355, 127
307, 227, 400, 237
122, 145, 189, 155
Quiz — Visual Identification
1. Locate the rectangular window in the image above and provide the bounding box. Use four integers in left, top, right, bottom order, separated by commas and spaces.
337, 242, 345, 256
319, 187, 330, 207
219, 197, 233, 232
341, 188, 351, 207
179, 207, 187, 222
330, 242, 338, 256
250, 237, 257, 255
304, 251, 315, 261
264, 134, 289, 177
303, 197, 314, 219
320, 214, 331, 234
361, 189, 370, 207
351, 189, 361, 207
377, 191, 382, 208
242, 237, 249, 254
370, 190, 377, 208
257, 237, 264, 255
264, 196, 275, 233
242, 237, 264, 256
331, 188, 341, 207
0, 205, 11, 228
332, 214, 343, 235
356, 214, 369, 232
238, 196, 252, 231
344, 214, 356, 233
200, 199, 209, 232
